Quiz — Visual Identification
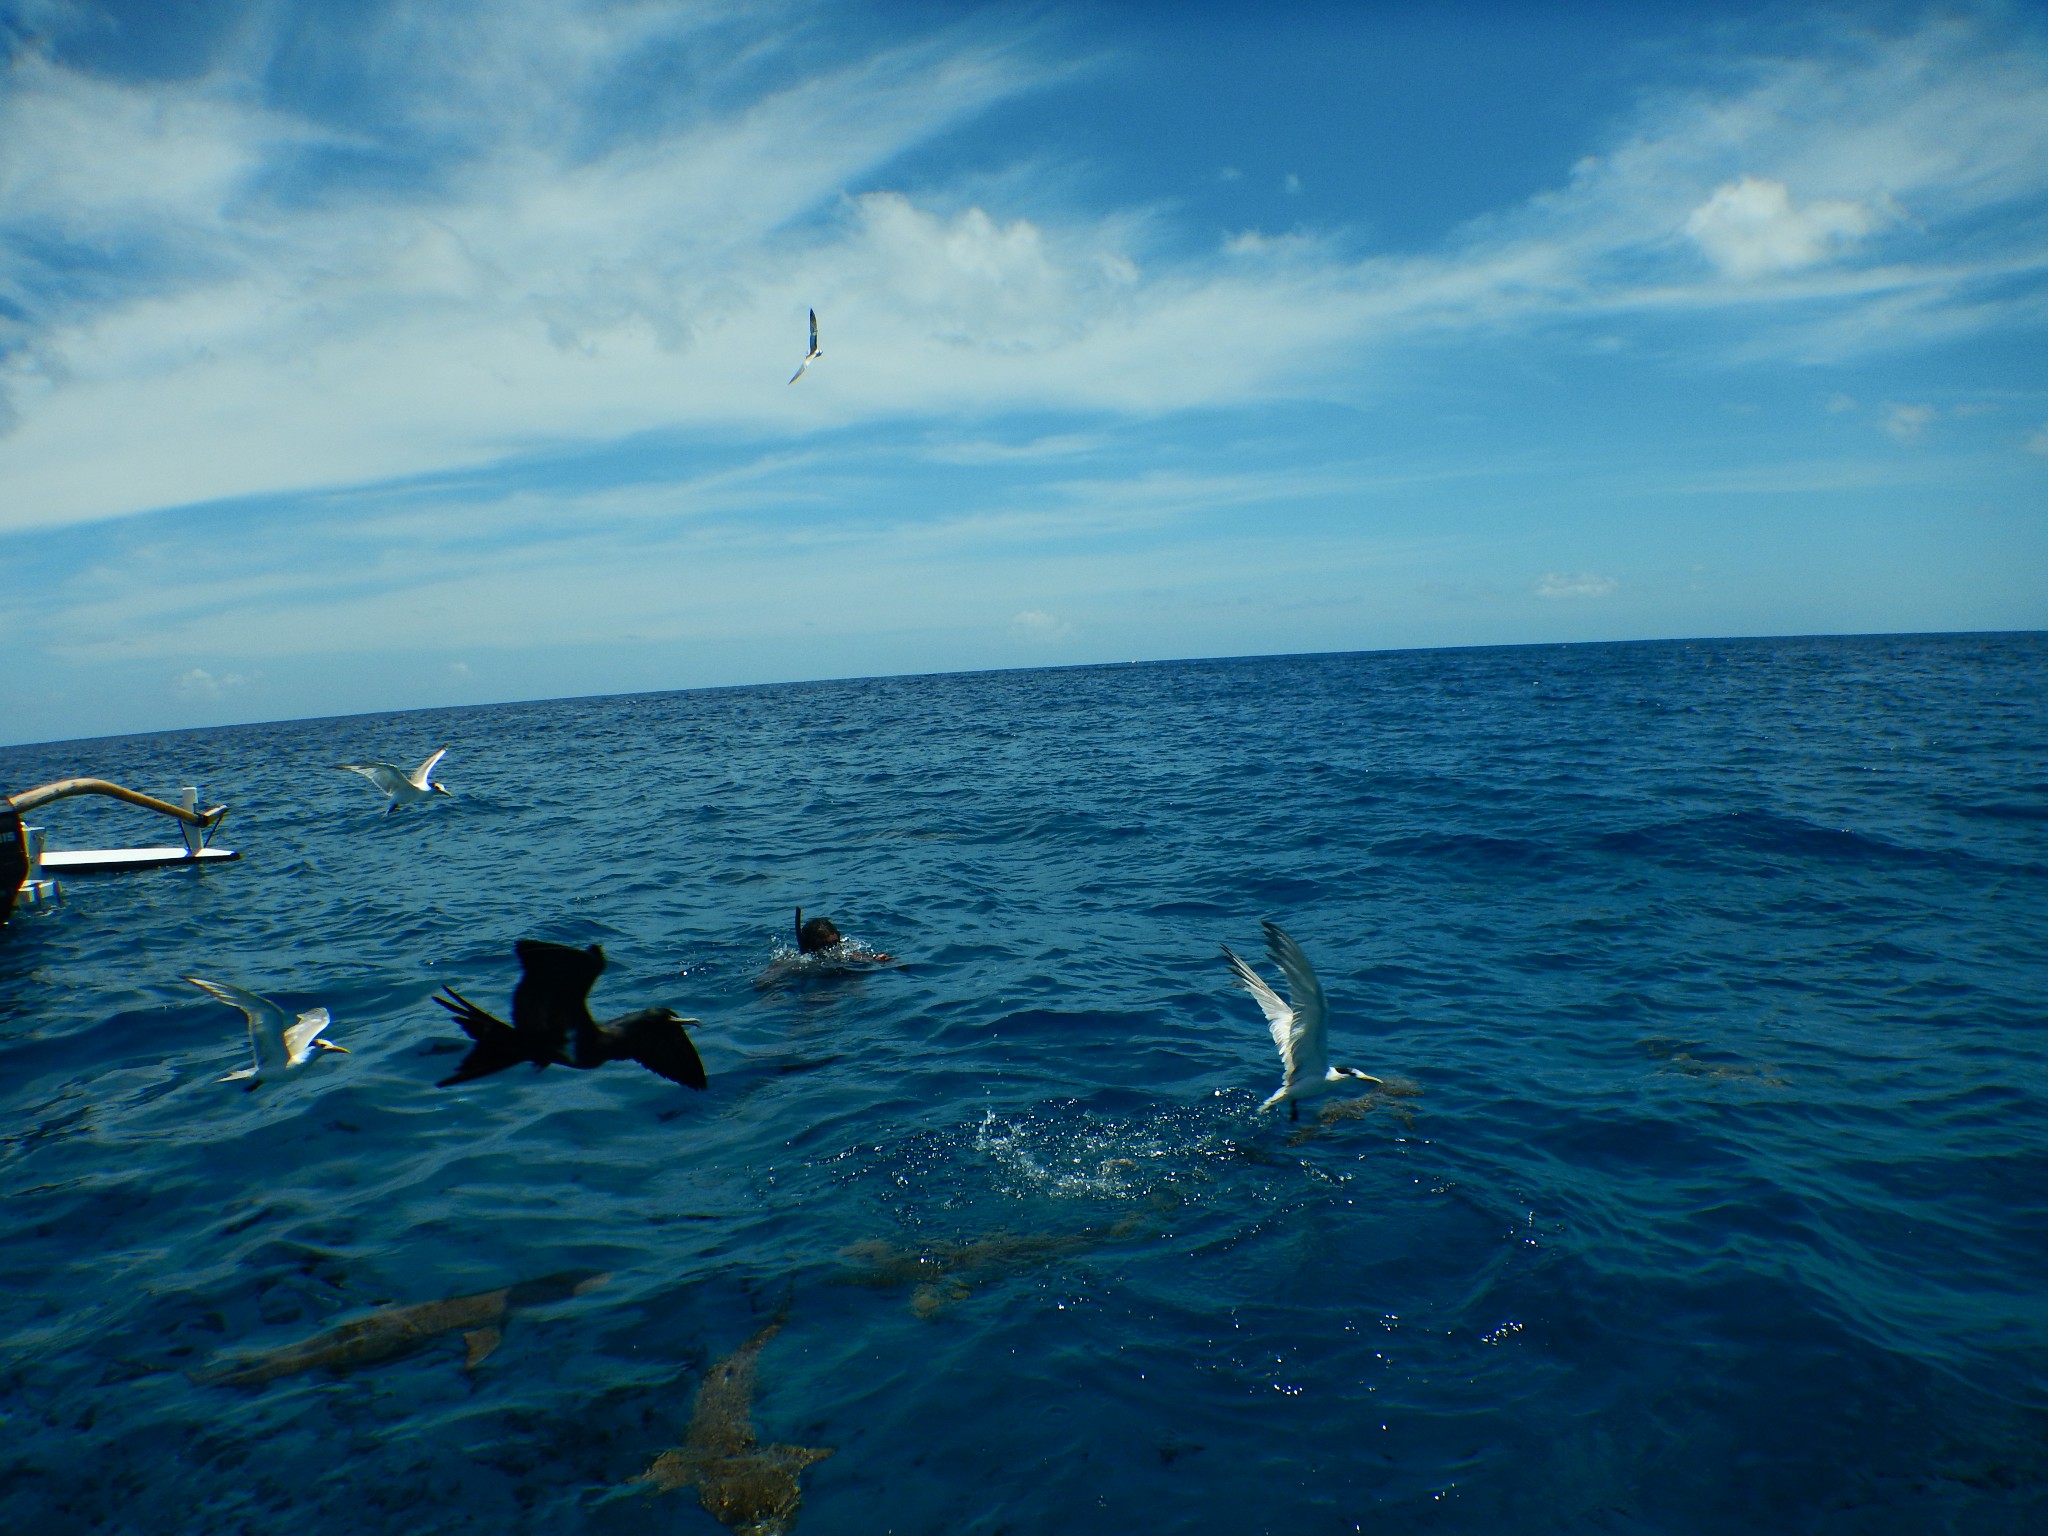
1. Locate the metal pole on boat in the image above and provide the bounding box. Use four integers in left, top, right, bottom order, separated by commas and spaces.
177, 788, 205, 856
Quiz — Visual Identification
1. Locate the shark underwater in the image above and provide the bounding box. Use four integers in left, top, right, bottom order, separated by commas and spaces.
615, 1317, 833, 1536
837, 1215, 1148, 1319
188, 1269, 609, 1387
1284, 1074, 1424, 1146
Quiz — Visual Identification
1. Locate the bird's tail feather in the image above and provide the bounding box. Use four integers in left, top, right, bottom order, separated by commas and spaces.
433, 989, 527, 1086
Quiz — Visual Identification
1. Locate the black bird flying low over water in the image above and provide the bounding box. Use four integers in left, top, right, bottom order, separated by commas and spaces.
434, 940, 708, 1090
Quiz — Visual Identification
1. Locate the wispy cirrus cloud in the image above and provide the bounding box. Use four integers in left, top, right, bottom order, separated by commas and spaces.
0, 4, 2044, 545
0, 3, 1074, 530
5, 426, 1459, 672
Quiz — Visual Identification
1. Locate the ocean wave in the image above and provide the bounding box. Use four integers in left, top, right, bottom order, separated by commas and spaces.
4, 632, 2046, 1532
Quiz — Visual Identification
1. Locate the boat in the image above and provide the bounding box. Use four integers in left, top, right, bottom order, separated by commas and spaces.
3, 778, 236, 924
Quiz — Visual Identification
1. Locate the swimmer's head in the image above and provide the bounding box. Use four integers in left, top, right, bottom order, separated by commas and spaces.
796, 908, 843, 953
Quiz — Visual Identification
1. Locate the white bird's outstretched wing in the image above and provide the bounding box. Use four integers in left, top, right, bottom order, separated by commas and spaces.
1261, 922, 1328, 1084
187, 975, 289, 1075
789, 309, 820, 383
409, 748, 448, 788
281, 1008, 335, 1065
336, 762, 404, 794
1222, 944, 1294, 1057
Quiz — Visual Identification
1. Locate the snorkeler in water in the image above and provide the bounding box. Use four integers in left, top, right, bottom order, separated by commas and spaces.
794, 908, 891, 962
754, 909, 893, 988
796, 909, 842, 953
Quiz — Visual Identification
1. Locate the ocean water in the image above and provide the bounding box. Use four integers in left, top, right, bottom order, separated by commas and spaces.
2, 632, 2045, 1535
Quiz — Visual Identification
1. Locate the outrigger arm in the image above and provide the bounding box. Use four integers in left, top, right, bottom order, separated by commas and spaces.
4, 779, 233, 923
6, 778, 227, 827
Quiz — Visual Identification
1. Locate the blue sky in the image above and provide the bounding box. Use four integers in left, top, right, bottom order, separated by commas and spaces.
2, 0, 2045, 746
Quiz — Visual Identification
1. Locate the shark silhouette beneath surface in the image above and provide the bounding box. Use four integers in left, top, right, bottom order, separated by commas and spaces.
621, 1318, 832, 1536
837, 1215, 1147, 1319
188, 1270, 609, 1387
1284, 1075, 1424, 1146
1639, 1038, 1787, 1087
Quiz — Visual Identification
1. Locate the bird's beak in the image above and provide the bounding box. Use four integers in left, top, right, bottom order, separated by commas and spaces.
319, 1041, 352, 1053
433, 784, 454, 795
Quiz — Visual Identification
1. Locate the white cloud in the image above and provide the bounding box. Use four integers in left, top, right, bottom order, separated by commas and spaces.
0, 10, 1074, 531
1533, 572, 1617, 599
1883, 403, 1935, 442
1282, 172, 1301, 195
2026, 422, 2048, 455
1220, 227, 1324, 258
174, 667, 248, 700
1683, 176, 1886, 278
1011, 608, 1075, 641
0, 9, 2045, 537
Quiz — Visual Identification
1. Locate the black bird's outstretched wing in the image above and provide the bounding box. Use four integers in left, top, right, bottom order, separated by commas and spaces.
580, 1009, 708, 1090
511, 939, 604, 1061
437, 941, 702, 1091
434, 989, 530, 1086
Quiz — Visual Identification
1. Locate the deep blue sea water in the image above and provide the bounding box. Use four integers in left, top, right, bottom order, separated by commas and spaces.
3, 632, 2045, 1535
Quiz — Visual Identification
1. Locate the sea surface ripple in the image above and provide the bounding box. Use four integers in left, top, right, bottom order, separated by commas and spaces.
2, 632, 2045, 1534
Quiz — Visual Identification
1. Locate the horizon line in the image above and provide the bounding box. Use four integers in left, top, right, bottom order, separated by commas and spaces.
4, 626, 2040, 756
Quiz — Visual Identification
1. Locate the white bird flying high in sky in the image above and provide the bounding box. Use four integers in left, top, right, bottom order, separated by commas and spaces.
788, 308, 822, 384
186, 975, 350, 1087
1223, 921, 1382, 1120
334, 748, 453, 813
